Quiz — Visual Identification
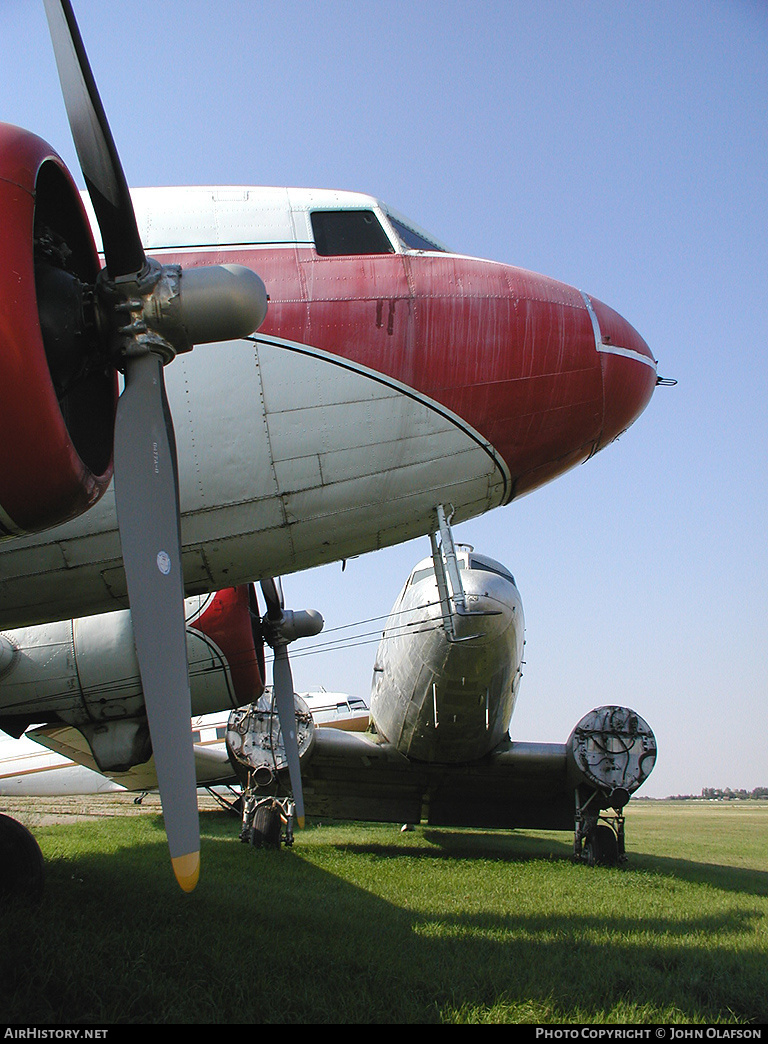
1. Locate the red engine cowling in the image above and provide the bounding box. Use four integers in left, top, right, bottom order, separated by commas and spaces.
0, 123, 117, 537
188, 585, 267, 710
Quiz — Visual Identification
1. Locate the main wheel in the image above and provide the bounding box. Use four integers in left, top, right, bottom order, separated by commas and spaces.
250, 802, 283, 849
584, 823, 619, 867
0, 814, 44, 900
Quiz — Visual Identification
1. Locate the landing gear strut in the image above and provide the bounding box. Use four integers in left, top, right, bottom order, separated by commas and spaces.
239, 793, 296, 849
573, 789, 626, 867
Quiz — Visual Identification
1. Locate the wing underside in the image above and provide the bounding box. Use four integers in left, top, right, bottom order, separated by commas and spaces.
293, 729, 577, 831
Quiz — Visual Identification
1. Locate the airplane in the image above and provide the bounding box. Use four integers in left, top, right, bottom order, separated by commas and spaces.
227, 527, 657, 866
0, 577, 339, 798
0, 534, 654, 868
0, 1, 664, 892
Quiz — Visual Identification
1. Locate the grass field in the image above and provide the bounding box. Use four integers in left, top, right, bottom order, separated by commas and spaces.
0, 795, 766, 1025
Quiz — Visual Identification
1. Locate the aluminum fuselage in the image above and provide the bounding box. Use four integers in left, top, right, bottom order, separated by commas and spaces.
371, 550, 525, 763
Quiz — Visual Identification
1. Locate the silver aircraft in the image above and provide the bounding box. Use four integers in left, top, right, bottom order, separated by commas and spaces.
229, 516, 658, 865
0, 517, 657, 866
0, 515, 657, 868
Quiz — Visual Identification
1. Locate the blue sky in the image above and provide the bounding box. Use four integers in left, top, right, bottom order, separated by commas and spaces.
1, 1, 766, 797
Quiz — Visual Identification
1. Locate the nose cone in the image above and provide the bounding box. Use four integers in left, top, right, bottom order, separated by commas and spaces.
392, 251, 659, 500
583, 294, 658, 449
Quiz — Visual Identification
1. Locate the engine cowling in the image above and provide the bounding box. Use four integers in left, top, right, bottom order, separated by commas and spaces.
0, 584, 265, 771
566, 706, 657, 809
0, 123, 117, 537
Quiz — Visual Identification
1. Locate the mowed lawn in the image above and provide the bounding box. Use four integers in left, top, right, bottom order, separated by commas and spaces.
1, 796, 766, 1025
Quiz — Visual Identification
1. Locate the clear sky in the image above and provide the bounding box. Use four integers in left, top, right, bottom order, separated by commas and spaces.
1, 1, 765, 798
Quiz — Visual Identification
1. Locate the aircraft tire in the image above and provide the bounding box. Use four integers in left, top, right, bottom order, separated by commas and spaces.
585, 823, 619, 867
0, 814, 44, 900
250, 802, 282, 849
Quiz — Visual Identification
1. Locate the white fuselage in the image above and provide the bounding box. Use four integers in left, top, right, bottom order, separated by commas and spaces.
0, 691, 369, 797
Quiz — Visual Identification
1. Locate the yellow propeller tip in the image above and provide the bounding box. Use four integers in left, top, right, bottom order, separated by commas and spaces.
172, 851, 200, 892
297, 816, 305, 829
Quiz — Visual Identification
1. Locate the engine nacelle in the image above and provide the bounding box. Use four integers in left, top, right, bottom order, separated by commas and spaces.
0, 585, 264, 771
566, 705, 657, 809
226, 692, 316, 788
0, 123, 116, 537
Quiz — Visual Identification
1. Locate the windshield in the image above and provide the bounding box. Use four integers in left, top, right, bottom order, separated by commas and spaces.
387, 215, 446, 252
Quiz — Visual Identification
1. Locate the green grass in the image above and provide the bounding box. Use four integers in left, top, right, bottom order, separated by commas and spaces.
1, 798, 766, 1024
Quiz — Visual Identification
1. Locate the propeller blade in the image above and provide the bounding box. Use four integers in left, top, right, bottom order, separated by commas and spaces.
113, 351, 199, 892
271, 644, 306, 828
260, 576, 284, 619
43, 0, 146, 278
43, 1, 264, 892
259, 577, 314, 827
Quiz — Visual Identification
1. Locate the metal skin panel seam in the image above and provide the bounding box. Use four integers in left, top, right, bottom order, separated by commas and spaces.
0, 338, 510, 628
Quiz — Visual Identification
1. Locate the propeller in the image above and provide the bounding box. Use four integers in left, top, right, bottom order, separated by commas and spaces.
259, 578, 324, 827
42, 0, 268, 891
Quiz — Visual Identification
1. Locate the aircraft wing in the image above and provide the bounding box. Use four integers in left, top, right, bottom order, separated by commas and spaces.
26, 724, 235, 794
1, 691, 370, 799
298, 728, 577, 831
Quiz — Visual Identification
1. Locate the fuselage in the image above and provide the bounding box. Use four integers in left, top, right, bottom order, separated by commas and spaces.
0, 187, 657, 629
370, 548, 525, 763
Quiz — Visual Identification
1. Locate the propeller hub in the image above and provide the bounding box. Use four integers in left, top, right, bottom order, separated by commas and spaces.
262, 608, 324, 648
98, 259, 269, 368
157, 263, 269, 351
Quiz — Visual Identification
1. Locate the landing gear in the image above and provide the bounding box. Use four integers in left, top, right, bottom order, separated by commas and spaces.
239, 794, 295, 849
0, 814, 44, 900
573, 789, 626, 867
566, 705, 657, 867
583, 822, 621, 866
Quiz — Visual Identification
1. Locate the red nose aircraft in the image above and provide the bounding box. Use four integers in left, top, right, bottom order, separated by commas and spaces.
0, 1, 660, 892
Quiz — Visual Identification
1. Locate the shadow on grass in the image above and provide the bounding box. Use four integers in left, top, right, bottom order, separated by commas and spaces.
0, 810, 765, 1025
335, 823, 768, 898
353, 826, 575, 861
629, 851, 768, 898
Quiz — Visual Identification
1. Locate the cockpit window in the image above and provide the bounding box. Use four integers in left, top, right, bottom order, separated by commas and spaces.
388, 216, 446, 252
310, 210, 395, 256
469, 556, 516, 585
407, 555, 516, 591
409, 559, 468, 587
